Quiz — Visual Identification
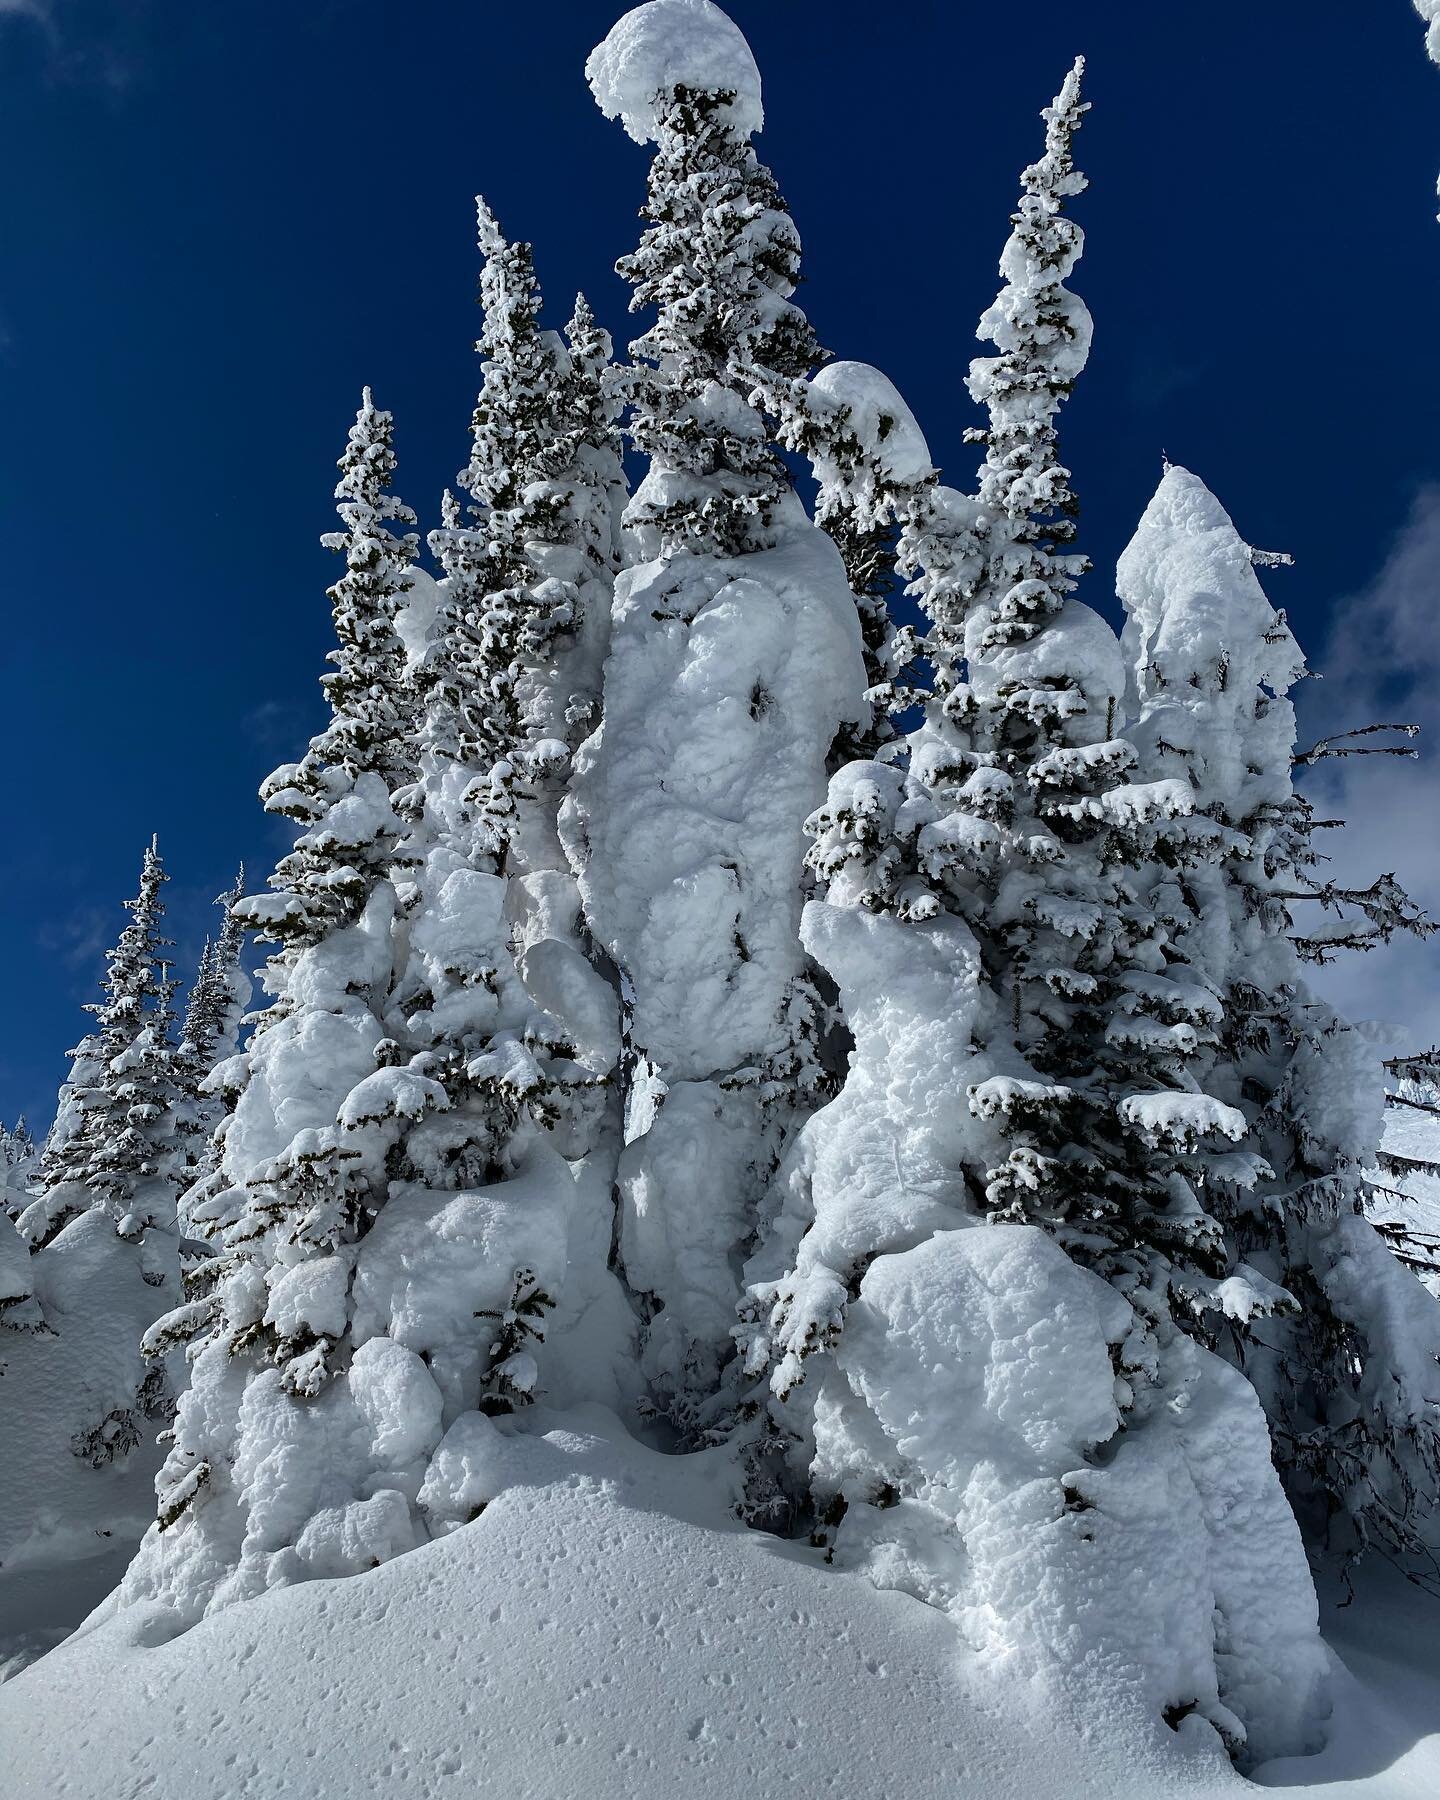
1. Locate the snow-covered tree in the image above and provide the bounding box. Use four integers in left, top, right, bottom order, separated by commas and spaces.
760, 361, 936, 761
573, 0, 867, 1424
1, 1118, 37, 1221
1372, 1050, 1440, 1294
1, 846, 185, 1563
23, 840, 184, 1253
235, 392, 417, 953
733, 66, 1329, 1763
118, 213, 636, 1628
172, 868, 251, 1203
1118, 463, 1440, 1578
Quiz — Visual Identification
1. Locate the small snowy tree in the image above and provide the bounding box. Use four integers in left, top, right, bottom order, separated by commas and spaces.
24, 839, 184, 1252
1, 1118, 37, 1220
172, 868, 251, 1204
2, 844, 185, 1561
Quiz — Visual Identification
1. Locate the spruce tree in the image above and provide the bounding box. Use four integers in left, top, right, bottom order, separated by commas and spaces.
24, 839, 184, 1252
236, 392, 418, 951
576, 1, 868, 1424
608, 64, 821, 561
172, 868, 251, 1203
1117, 462, 1440, 1577
732, 66, 1328, 1758
126, 213, 635, 1625
1, 1117, 37, 1220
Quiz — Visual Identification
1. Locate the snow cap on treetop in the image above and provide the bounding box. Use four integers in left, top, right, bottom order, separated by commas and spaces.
586, 0, 763, 144
807, 362, 936, 487
1417, 2, 1440, 67
1116, 462, 1306, 700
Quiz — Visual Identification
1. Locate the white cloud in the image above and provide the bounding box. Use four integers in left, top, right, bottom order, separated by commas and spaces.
1302, 488, 1440, 1053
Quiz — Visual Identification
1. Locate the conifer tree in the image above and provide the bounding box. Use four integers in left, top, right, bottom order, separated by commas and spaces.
1118, 463, 1440, 1576
1, 1117, 37, 1220
125, 215, 635, 1625
8, 841, 184, 1488
732, 65, 1328, 1757
23, 840, 184, 1252
172, 868, 251, 1201
236, 392, 418, 951
745, 63, 1269, 1441
576, 0, 868, 1424
607, 54, 821, 561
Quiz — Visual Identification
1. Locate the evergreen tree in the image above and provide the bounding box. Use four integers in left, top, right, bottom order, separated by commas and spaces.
237, 392, 418, 951
385, 204, 627, 1205
172, 868, 251, 1203
575, 3, 868, 1424
7, 841, 184, 1493
126, 212, 636, 1626
1, 1117, 37, 1221
606, 45, 821, 562
746, 64, 1267, 1435
1118, 463, 1440, 1577
24, 839, 184, 1252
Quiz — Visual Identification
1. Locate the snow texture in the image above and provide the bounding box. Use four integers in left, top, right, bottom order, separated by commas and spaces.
586, 0, 763, 144
827, 1228, 1327, 1763
565, 523, 863, 1398
569, 530, 861, 1083
805, 360, 936, 489
0, 1204, 179, 1661
5, 1411, 1437, 1798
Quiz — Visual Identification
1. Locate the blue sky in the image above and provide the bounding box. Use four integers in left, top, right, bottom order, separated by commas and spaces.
1, 0, 1437, 1129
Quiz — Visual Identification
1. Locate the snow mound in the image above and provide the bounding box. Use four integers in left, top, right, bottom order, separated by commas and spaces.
587, 0, 763, 144
7, 1413, 1436, 1798
832, 1228, 1328, 1765
0, 1410, 1351, 1800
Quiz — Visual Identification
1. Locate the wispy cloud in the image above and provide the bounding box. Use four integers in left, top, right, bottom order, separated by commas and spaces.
0, 0, 146, 96
36, 900, 114, 990
1303, 488, 1440, 1053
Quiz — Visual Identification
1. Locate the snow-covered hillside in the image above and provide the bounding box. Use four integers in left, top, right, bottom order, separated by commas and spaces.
1, 1411, 1436, 1800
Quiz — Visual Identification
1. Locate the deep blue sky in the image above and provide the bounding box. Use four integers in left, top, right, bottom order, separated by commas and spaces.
1, 0, 1436, 1129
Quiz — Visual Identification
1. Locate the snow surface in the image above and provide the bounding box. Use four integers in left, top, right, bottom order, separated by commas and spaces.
3, 1411, 1437, 1799
0, 1203, 181, 1673
586, 0, 763, 144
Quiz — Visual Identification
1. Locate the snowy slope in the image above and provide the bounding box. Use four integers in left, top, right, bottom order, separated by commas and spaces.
3, 1410, 1438, 1800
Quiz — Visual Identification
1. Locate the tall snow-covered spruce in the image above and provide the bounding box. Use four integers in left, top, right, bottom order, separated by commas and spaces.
1117, 463, 1440, 1577
737, 60, 1328, 1765
116, 214, 636, 1624
570, 0, 866, 1428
